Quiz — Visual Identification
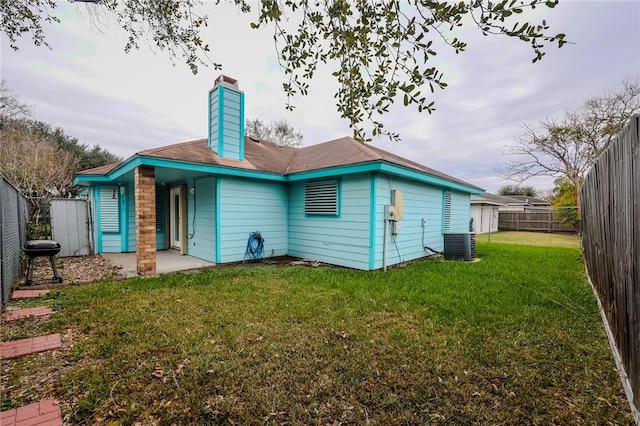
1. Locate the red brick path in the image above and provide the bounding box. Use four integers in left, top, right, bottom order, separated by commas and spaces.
0, 334, 61, 360
0, 399, 62, 426
3, 307, 54, 322
2, 288, 64, 424
11, 290, 50, 299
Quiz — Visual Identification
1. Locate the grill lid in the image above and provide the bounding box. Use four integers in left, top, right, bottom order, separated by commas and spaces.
23, 240, 61, 256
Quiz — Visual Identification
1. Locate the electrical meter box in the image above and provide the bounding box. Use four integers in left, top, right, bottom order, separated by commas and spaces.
385, 205, 397, 221
391, 189, 403, 220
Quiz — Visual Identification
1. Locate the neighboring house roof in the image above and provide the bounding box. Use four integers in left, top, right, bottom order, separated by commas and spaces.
471, 193, 525, 206
76, 136, 482, 192
471, 193, 552, 207
506, 195, 551, 206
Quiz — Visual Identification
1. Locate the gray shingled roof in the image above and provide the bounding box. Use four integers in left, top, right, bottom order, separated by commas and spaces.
471, 193, 549, 206
506, 195, 551, 206
77, 136, 481, 190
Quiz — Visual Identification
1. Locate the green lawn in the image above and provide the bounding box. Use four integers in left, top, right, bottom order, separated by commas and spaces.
1, 240, 633, 424
475, 231, 580, 249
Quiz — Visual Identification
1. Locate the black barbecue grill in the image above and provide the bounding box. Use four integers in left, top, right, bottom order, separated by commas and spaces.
22, 240, 63, 285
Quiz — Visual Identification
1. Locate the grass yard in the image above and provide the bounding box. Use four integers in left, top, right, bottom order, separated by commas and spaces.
475, 231, 580, 249
1, 240, 633, 424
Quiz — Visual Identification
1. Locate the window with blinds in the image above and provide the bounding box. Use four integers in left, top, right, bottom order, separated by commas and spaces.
305, 180, 339, 215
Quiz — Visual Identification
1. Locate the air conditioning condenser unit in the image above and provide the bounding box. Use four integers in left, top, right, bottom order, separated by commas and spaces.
443, 233, 476, 261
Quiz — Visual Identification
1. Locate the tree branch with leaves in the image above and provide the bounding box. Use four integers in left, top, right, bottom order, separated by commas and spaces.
2, 0, 567, 142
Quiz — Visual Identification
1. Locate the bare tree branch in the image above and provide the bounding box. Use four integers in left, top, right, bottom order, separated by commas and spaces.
0, 80, 32, 123
245, 117, 303, 147
499, 76, 640, 215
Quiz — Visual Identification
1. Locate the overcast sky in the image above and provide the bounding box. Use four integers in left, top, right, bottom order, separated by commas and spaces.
1, 0, 639, 193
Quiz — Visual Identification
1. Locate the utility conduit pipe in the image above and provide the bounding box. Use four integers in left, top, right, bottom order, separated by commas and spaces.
383, 218, 388, 272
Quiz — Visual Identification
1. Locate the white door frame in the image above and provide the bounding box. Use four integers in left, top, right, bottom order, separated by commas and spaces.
169, 186, 183, 250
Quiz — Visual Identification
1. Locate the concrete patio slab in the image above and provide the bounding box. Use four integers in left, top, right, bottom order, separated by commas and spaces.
1, 399, 62, 426
0, 334, 62, 360
102, 250, 215, 278
3, 307, 54, 322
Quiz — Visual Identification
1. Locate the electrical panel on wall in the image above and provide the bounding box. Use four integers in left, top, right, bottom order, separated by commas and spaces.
391, 189, 403, 220
391, 221, 401, 235
385, 205, 397, 221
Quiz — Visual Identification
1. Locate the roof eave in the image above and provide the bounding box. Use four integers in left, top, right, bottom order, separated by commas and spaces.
286, 160, 483, 193
73, 154, 287, 185
73, 152, 483, 194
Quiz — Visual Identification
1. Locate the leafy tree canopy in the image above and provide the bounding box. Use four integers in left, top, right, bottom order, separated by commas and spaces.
1, 119, 78, 199
550, 176, 577, 206
3, 0, 567, 142
550, 176, 580, 227
245, 118, 303, 148
497, 184, 537, 197
0, 81, 122, 197
20, 119, 122, 171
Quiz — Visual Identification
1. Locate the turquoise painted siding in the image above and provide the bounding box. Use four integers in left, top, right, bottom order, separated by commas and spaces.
289, 173, 370, 270
208, 89, 220, 153
208, 85, 244, 161
90, 187, 98, 253
373, 175, 444, 269
125, 183, 168, 252
125, 183, 136, 252
118, 186, 127, 251
101, 235, 121, 253
218, 176, 287, 263
221, 88, 243, 160
188, 176, 216, 262
449, 191, 471, 232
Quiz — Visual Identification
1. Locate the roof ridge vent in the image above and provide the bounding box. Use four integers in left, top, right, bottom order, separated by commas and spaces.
214, 74, 239, 89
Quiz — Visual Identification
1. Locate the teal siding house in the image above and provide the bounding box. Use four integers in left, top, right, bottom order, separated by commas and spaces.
74, 75, 483, 274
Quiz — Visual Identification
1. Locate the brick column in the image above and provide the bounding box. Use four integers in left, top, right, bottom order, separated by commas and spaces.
135, 166, 156, 276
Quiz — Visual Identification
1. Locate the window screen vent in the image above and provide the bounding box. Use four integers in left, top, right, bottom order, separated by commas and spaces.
155, 188, 163, 231
443, 191, 452, 232
305, 180, 338, 215
100, 187, 119, 233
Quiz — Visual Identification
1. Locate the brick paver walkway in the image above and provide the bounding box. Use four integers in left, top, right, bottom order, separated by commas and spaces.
0, 399, 62, 426
3, 288, 63, 425
3, 307, 54, 322
11, 290, 50, 299
0, 334, 61, 360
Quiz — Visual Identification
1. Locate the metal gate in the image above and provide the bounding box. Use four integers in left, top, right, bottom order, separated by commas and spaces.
50, 199, 92, 257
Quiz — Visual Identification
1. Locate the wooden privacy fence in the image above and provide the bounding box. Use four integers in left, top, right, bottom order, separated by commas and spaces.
498, 209, 577, 233
582, 115, 639, 421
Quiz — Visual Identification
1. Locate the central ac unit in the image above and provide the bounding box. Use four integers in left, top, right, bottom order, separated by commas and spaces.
444, 233, 476, 261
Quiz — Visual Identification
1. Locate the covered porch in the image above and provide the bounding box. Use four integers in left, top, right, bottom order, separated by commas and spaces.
102, 250, 216, 278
